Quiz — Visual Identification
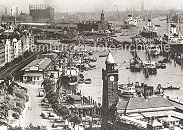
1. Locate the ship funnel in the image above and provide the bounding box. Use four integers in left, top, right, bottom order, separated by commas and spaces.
170, 24, 177, 34
128, 14, 132, 20
147, 19, 152, 27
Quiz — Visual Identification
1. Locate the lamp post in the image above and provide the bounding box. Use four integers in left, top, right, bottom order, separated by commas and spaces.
19, 113, 22, 127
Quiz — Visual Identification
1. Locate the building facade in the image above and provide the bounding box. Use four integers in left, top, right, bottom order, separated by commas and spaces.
77, 10, 109, 32
29, 5, 54, 23
0, 41, 5, 66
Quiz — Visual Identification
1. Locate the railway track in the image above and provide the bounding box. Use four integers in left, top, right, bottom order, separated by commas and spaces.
0, 51, 42, 80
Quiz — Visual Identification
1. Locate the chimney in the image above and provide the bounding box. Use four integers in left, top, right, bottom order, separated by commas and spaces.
141, 83, 144, 88
144, 84, 148, 99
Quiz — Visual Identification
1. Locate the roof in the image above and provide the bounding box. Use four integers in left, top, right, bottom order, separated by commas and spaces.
117, 101, 128, 113
23, 73, 43, 77
127, 96, 173, 111
69, 95, 81, 101
168, 99, 183, 111
141, 110, 173, 118
19, 23, 51, 26
36, 39, 60, 45
117, 96, 174, 114
105, 52, 115, 64
22, 58, 52, 70
39, 53, 58, 60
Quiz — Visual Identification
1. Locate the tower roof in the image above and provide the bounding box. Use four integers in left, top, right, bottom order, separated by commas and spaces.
105, 52, 115, 64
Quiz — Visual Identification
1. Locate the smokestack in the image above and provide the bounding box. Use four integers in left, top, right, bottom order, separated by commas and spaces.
144, 84, 148, 99
11, 9, 12, 16
4, 7, 7, 16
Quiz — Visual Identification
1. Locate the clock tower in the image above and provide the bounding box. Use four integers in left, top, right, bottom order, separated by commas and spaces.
101, 52, 119, 130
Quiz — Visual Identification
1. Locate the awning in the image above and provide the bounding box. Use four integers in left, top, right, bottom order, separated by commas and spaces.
141, 110, 183, 120
127, 113, 144, 119
141, 111, 173, 118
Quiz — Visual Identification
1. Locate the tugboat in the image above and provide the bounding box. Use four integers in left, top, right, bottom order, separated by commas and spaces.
123, 14, 138, 29
118, 83, 136, 98
139, 19, 159, 38
130, 57, 142, 72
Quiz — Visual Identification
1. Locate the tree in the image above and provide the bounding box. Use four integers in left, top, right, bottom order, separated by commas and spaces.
56, 105, 70, 120
25, 123, 47, 130
69, 114, 82, 128
8, 124, 47, 130
66, 96, 74, 105
8, 126, 23, 130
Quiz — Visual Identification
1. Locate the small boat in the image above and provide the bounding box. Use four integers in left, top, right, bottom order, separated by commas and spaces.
79, 74, 84, 79
85, 78, 92, 84
130, 57, 142, 72
99, 54, 108, 57
162, 86, 180, 90
158, 58, 169, 63
156, 63, 166, 69
118, 83, 136, 98
88, 51, 93, 56
111, 35, 117, 37
90, 57, 97, 62
88, 64, 96, 68
155, 24, 161, 27
78, 78, 84, 84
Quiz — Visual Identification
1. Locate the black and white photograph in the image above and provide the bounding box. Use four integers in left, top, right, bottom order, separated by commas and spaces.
0, 0, 183, 130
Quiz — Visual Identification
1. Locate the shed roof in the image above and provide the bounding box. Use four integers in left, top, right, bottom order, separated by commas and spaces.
22, 58, 52, 70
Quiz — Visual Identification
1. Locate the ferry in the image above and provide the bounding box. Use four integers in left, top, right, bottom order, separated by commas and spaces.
139, 19, 159, 38
62, 66, 79, 86
118, 83, 136, 98
123, 15, 138, 29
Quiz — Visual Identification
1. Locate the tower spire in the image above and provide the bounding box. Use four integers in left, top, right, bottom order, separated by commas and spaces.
100, 7, 105, 22
105, 52, 115, 64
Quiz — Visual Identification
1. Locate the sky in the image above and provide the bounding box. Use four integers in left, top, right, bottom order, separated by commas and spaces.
0, 0, 183, 13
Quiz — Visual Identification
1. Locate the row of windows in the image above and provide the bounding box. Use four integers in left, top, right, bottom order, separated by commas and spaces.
24, 76, 40, 80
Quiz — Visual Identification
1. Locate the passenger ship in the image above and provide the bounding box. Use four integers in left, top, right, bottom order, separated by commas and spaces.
62, 66, 79, 86
123, 15, 138, 29
139, 19, 159, 38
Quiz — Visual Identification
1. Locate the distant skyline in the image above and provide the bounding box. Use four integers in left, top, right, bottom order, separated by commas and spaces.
0, 0, 183, 13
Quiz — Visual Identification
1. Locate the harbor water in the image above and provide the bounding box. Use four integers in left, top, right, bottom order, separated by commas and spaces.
77, 16, 183, 104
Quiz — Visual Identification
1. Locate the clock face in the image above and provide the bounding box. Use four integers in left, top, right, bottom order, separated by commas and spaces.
109, 76, 115, 82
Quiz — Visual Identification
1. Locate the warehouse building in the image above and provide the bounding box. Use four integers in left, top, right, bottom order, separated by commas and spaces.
22, 58, 53, 84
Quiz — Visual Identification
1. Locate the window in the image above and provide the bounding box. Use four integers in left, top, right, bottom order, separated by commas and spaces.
37, 77, 39, 80
34, 77, 36, 80
24, 77, 26, 79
